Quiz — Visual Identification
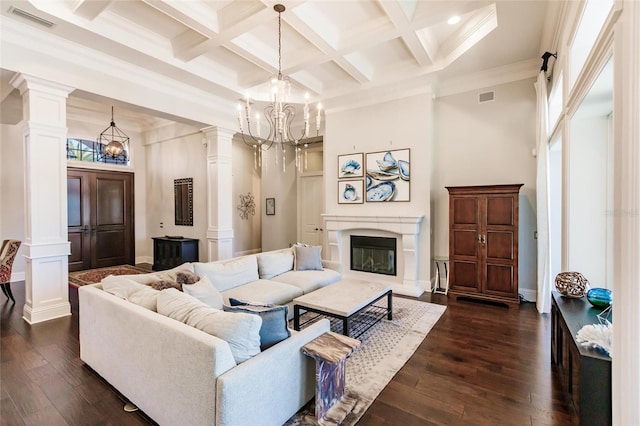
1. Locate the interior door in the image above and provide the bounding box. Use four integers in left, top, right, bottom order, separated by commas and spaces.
67, 170, 91, 272
298, 174, 324, 247
93, 172, 134, 268
67, 168, 134, 270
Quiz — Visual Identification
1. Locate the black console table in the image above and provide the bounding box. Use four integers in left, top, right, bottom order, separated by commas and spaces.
152, 237, 199, 271
551, 291, 611, 425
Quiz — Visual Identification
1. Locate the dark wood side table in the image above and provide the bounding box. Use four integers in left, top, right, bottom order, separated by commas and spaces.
551, 291, 611, 425
302, 332, 360, 424
152, 237, 199, 271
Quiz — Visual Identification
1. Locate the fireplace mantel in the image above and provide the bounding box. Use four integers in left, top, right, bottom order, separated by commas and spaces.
322, 214, 425, 296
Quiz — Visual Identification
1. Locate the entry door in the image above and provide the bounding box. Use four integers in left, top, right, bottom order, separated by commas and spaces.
67, 168, 134, 271
298, 174, 324, 247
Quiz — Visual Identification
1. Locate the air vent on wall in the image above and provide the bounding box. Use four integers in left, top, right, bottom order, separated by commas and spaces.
9, 7, 55, 28
478, 91, 495, 103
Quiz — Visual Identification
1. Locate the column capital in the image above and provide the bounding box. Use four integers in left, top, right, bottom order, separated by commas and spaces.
10, 73, 74, 97
200, 126, 236, 143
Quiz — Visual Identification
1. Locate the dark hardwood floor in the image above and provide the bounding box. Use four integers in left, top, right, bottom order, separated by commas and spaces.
1, 281, 576, 425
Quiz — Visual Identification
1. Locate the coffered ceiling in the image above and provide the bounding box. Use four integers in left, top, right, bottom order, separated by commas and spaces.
0, 0, 559, 129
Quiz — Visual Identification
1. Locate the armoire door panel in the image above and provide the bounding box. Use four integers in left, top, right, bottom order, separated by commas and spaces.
453, 230, 478, 257
486, 231, 514, 260
451, 260, 480, 291
452, 198, 479, 225
484, 264, 514, 295
486, 196, 514, 226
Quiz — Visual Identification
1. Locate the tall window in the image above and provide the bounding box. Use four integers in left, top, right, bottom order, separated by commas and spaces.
66, 138, 129, 165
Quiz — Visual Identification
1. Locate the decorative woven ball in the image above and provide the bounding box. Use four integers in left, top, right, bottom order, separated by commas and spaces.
555, 272, 590, 298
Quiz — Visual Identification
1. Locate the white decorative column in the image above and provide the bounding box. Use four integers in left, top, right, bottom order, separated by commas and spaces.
201, 126, 234, 260
10, 73, 73, 324
612, 2, 640, 423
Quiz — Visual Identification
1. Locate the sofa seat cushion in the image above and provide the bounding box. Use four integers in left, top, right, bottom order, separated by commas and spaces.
194, 256, 259, 292
221, 279, 303, 306
157, 289, 261, 363
270, 269, 341, 294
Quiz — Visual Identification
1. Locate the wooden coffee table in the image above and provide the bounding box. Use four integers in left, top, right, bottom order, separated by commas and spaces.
293, 280, 392, 338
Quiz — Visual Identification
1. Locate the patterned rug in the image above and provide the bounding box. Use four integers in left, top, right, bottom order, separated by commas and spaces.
285, 296, 446, 425
68, 265, 150, 287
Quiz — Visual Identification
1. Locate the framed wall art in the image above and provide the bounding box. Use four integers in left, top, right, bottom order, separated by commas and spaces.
338, 180, 364, 204
265, 198, 275, 215
365, 148, 410, 202
338, 153, 364, 179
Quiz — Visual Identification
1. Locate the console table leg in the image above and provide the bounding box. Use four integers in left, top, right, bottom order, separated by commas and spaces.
387, 291, 393, 320
315, 357, 347, 421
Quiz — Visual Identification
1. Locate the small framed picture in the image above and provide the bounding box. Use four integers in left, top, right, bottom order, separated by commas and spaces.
338, 180, 364, 204
338, 153, 364, 179
266, 198, 275, 215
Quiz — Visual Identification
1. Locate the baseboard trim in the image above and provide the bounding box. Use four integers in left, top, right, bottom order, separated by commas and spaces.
520, 289, 537, 302
135, 256, 153, 265
11, 271, 25, 282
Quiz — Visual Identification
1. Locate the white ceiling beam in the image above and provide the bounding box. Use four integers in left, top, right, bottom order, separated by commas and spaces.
71, 0, 112, 20
377, 0, 430, 66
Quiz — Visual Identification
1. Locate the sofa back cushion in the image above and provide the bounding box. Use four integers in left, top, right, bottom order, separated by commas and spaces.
157, 289, 261, 363
257, 249, 294, 279
101, 276, 160, 311
110, 263, 195, 286
194, 256, 259, 292
182, 276, 223, 310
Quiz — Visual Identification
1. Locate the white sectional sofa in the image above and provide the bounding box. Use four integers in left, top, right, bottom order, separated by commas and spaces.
78, 247, 341, 426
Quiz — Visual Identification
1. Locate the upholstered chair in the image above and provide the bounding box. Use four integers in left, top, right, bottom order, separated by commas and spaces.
0, 239, 21, 303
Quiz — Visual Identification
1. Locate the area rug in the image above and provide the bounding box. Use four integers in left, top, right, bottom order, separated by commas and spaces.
285, 296, 446, 425
68, 265, 150, 287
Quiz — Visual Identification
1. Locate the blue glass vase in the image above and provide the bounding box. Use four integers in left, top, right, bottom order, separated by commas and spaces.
586, 288, 612, 308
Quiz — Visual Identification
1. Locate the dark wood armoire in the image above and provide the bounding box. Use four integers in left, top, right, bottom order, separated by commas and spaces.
446, 184, 523, 305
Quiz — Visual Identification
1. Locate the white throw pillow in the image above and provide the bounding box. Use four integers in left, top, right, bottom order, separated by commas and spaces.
101, 276, 160, 311
193, 256, 259, 292
294, 245, 323, 271
257, 250, 294, 279
182, 276, 223, 310
157, 289, 262, 363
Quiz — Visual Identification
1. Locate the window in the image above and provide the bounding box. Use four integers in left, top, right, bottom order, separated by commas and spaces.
66, 138, 129, 165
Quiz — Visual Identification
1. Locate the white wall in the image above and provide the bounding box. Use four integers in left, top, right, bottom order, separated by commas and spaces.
0, 123, 26, 279
568, 116, 609, 287
145, 129, 209, 262
324, 93, 433, 285
232, 138, 261, 256
261, 145, 298, 251
431, 79, 538, 296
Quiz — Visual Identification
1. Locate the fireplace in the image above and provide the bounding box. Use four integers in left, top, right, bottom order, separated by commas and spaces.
350, 235, 396, 276
322, 214, 425, 297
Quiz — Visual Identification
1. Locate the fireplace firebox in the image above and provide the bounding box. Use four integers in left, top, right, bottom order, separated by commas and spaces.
350, 235, 396, 276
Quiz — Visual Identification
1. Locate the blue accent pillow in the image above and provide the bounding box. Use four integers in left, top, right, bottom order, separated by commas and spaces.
224, 298, 291, 350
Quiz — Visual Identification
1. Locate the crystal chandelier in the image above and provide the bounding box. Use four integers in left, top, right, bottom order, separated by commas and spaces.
98, 106, 129, 161
237, 4, 322, 172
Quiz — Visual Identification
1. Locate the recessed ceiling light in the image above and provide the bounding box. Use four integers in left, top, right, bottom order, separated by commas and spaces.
447, 15, 461, 25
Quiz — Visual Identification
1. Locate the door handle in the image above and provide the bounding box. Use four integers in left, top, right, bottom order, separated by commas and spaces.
477, 234, 486, 244
314, 228, 319, 231
82, 225, 89, 235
